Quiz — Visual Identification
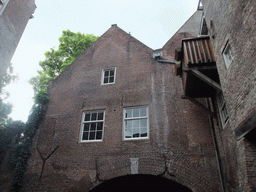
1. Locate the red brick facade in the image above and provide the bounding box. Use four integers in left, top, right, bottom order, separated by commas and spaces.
23, 22, 222, 191
18, 0, 256, 191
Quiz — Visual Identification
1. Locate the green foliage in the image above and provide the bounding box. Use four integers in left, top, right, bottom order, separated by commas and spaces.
29, 30, 99, 104
0, 63, 18, 129
0, 121, 25, 169
10, 104, 46, 192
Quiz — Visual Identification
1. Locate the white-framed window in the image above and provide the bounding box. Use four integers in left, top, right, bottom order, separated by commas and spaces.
216, 91, 229, 127
101, 67, 116, 85
0, 0, 9, 15
123, 106, 149, 140
80, 110, 105, 142
222, 41, 234, 68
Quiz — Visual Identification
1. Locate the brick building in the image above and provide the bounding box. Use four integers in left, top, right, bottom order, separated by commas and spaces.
0, 0, 36, 83
21, 0, 256, 191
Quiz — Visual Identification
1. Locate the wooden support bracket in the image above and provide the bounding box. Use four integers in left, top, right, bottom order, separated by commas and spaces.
181, 95, 216, 118
190, 69, 222, 92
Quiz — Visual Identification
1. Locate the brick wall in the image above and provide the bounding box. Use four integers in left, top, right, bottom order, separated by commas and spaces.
23, 24, 221, 192
202, 0, 256, 191
0, 0, 36, 83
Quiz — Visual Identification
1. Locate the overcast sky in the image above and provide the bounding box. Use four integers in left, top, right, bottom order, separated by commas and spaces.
5, 0, 199, 122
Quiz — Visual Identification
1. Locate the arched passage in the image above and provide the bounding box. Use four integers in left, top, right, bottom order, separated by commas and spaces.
90, 174, 192, 192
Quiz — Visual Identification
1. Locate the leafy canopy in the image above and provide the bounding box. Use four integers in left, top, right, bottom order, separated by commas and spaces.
0, 63, 18, 129
29, 30, 99, 104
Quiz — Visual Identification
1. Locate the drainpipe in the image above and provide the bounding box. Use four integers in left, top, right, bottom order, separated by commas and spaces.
157, 60, 176, 64
205, 98, 225, 192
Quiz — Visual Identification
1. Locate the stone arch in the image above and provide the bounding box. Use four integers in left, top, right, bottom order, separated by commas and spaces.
90, 174, 192, 192
88, 157, 220, 192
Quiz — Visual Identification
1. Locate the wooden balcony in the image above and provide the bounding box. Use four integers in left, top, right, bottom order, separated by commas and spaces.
176, 36, 221, 98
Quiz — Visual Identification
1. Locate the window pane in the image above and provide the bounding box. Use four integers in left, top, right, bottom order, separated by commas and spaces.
133, 128, 140, 137
89, 132, 96, 140
110, 70, 114, 76
104, 78, 108, 83
91, 113, 97, 121
96, 131, 103, 140
104, 70, 109, 77
125, 120, 132, 128
140, 128, 147, 137
133, 119, 140, 128
82, 132, 89, 140
97, 122, 103, 130
125, 129, 132, 138
83, 123, 90, 131
125, 109, 132, 118
84, 114, 90, 121
140, 108, 147, 117
133, 108, 139, 117
109, 77, 114, 83
140, 119, 147, 128
91, 123, 96, 130
97, 113, 103, 120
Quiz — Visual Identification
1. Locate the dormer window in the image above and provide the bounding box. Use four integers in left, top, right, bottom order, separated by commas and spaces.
101, 67, 116, 85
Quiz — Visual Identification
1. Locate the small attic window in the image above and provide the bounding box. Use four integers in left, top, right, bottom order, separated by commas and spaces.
153, 51, 162, 60
101, 67, 116, 85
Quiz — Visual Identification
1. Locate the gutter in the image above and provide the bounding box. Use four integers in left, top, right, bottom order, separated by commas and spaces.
206, 98, 226, 192
157, 60, 176, 64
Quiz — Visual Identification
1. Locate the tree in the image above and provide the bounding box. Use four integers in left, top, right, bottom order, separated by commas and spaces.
29, 30, 99, 104
0, 63, 17, 129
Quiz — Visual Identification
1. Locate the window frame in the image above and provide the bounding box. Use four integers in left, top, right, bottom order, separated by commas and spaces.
80, 110, 105, 143
101, 67, 116, 85
123, 106, 149, 141
222, 41, 234, 69
0, 0, 9, 15
216, 91, 229, 128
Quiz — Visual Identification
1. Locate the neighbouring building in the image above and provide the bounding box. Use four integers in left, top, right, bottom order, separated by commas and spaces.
12, 0, 256, 191
0, 0, 36, 83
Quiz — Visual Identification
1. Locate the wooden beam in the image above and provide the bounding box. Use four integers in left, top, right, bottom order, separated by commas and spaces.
181, 95, 216, 118
234, 110, 256, 140
191, 69, 222, 91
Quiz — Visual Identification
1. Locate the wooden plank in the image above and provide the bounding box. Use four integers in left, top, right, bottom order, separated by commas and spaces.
196, 40, 203, 63
192, 41, 198, 64
191, 69, 222, 91
187, 41, 194, 64
235, 110, 256, 140
183, 66, 217, 72
199, 39, 207, 62
183, 42, 190, 67
181, 95, 216, 118
208, 39, 216, 62
204, 39, 211, 62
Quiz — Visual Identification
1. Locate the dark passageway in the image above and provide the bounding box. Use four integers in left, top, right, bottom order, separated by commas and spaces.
90, 174, 192, 192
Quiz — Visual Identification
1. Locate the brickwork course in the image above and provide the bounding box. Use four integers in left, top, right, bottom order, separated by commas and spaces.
0, 0, 36, 83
